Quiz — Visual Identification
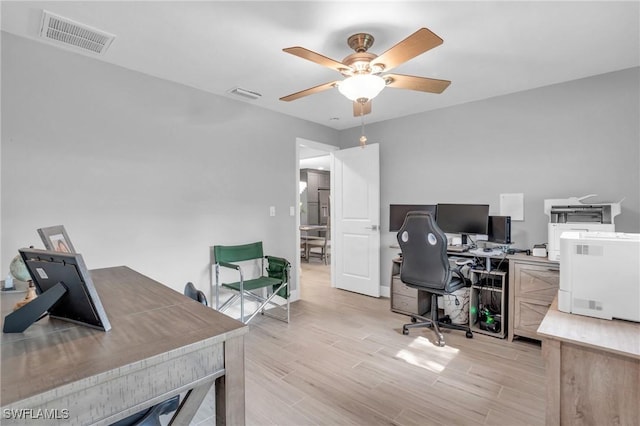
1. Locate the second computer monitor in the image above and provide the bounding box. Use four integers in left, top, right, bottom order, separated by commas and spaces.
436, 203, 490, 235
488, 215, 512, 244
389, 204, 437, 232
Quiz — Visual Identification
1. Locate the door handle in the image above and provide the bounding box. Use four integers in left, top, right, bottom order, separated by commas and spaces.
365, 225, 379, 231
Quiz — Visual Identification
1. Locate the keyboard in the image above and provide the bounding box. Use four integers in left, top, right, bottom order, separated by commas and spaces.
469, 248, 505, 257
447, 245, 469, 253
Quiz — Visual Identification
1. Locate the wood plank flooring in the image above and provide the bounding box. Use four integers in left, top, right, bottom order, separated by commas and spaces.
195, 261, 546, 425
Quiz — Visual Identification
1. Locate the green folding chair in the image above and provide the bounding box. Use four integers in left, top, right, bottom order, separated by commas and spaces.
211, 242, 290, 324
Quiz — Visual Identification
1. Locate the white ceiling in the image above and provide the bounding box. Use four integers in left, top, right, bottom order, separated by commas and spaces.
2, 1, 639, 130
300, 150, 331, 171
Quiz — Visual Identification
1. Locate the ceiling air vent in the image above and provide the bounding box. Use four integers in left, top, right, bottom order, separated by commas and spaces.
39, 10, 116, 55
227, 87, 262, 100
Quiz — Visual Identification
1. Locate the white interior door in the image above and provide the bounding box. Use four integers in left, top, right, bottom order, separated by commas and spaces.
331, 143, 380, 297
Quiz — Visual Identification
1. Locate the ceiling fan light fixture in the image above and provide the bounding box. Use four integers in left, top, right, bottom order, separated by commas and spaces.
371, 64, 385, 73
338, 74, 385, 102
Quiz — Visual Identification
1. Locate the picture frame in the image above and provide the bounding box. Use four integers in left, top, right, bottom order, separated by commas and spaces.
37, 225, 76, 253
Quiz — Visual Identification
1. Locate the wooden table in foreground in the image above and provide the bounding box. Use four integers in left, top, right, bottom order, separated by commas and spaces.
1, 266, 248, 426
537, 298, 639, 426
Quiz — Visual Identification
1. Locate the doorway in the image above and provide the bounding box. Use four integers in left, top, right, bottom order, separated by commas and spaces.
295, 138, 339, 301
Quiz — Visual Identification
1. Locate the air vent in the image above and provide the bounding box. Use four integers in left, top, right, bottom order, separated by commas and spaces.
227, 87, 262, 100
39, 10, 115, 55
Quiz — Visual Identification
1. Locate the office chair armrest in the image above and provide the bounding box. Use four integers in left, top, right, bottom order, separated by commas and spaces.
451, 264, 471, 286
218, 261, 241, 271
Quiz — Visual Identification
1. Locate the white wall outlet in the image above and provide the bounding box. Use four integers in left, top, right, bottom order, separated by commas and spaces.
289, 206, 295, 216
269, 206, 276, 217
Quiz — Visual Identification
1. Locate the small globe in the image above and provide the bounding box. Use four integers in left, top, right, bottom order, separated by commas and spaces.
9, 255, 31, 282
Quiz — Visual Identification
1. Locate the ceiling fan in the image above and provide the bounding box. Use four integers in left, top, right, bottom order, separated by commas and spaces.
280, 28, 451, 117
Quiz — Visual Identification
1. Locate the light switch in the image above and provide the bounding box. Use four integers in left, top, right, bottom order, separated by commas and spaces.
269, 206, 276, 217
290, 206, 295, 216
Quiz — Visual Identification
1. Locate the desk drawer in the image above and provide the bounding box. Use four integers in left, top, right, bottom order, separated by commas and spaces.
513, 263, 559, 303
514, 296, 553, 339
392, 277, 417, 297
392, 294, 429, 316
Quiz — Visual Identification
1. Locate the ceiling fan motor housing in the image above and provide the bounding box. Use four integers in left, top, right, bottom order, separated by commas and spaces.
341, 52, 379, 75
342, 33, 383, 76
347, 33, 375, 52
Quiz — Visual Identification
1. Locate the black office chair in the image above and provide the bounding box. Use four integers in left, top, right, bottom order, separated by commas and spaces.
112, 283, 204, 426
110, 395, 179, 426
398, 211, 473, 346
184, 282, 208, 306
109, 287, 190, 426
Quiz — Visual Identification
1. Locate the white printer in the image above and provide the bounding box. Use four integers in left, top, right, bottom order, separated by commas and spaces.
558, 231, 640, 322
544, 194, 621, 261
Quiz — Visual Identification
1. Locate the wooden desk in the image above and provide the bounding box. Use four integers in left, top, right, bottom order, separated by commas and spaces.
390, 250, 560, 341
300, 225, 327, 232
538, 299, 640, 425
1, 266, 248, 425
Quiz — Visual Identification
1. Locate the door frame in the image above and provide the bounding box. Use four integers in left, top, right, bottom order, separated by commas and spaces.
293, 137, 339, 301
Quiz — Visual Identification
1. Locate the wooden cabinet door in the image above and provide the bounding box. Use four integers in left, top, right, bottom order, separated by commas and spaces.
514, 297, 553, 337
319, 171, 330, 189
514, 263, 559, 302
306, 171, 319, 202
510, 260, 559, 341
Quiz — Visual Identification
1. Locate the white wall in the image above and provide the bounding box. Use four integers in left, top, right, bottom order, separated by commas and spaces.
339, 67, 640, 288
1, 33, 338, 295
3, 33, 638, 297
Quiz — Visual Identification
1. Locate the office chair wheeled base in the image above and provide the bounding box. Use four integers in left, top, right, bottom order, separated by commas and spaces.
402, 316, 473, 346
402, 318, 446, 346
402, 294, 473, 346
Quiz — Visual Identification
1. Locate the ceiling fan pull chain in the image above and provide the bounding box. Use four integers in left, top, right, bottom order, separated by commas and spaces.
359, 103, 367, 148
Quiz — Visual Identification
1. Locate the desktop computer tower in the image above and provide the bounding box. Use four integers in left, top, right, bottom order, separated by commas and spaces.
488, 216, 511, 244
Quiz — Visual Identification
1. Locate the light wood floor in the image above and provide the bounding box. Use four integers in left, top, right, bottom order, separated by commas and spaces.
196, 261, 546, 425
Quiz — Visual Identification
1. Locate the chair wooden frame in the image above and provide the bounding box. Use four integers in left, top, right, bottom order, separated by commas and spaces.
211, 242, 290, 324
306, 236, 329, 265
300, 225, 330, 265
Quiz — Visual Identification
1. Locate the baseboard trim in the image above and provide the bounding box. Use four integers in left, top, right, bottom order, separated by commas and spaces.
380, 285, 390, 298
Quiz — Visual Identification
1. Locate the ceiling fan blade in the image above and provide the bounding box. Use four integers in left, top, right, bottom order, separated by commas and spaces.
373, 28, 443, 72
283, 47, 348, 73
385, 73, 451, 94
280, 81, 339, 102
353, 100, 372, 117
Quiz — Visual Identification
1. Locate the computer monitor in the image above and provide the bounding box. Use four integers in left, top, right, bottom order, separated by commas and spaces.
389, 204, 437, 232
488, 216, 512, 244
436, 203, 490, 235
3, 248, 111, 333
